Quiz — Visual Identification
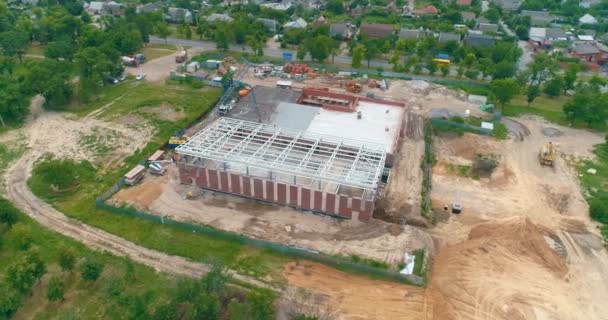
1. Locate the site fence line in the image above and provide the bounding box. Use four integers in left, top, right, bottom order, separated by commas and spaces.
421, 120, 435, 224
430, 118, 492, 135
96, 178, 424, 285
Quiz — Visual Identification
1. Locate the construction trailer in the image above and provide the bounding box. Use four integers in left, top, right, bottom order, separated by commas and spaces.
175, 117, 386, 221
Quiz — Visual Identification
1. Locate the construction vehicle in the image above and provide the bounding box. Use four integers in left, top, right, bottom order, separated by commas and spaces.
539, 142, 556, 166
168, 134, 189, 148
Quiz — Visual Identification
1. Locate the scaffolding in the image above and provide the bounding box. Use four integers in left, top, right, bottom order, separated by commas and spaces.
176, 117, 387, 196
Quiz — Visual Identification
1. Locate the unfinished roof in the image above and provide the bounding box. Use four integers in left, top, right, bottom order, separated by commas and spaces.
176, 117, 387, 192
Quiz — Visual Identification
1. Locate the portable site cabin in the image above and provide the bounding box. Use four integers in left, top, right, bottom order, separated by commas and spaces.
124, 164, 146, 185
148, 150, 165, 162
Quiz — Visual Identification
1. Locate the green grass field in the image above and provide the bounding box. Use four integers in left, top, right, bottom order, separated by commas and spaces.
27, 83, 290, 284
142, 43, 178, 60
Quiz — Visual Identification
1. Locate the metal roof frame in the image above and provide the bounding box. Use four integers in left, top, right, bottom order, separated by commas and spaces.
176, 117, 386, 192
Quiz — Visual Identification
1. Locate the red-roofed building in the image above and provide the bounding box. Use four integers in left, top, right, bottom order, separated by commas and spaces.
359, 23, 394, 39
416, 5, 438, 16
456, 0, 472, 6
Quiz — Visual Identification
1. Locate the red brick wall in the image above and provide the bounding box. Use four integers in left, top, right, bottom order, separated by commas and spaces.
195, 168, 208, 188
265, 181, 275, 201
242, 176, 251, 196
359, 200, 375, 221
208, 169, 219, 190
325, 193, 337, 215
313, 190, 323, 211
253, 178, 264, 199
230, 174, 241, 194
301, 188, 312, 210
219, 172, 229, 192
338, 195, 352, 218
277, 183, 287, 204
289, 186, 298, 206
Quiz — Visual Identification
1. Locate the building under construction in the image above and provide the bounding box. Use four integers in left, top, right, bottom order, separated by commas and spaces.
176, 86, 406, 221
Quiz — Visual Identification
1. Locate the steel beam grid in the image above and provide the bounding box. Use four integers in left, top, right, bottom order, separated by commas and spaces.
176, 118, 386, 191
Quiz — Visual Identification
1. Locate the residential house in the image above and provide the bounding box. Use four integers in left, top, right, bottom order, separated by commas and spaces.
577, 35, 595, 42
349, 5, 367, 17
570, 43, 607, 62
461, 11, 476, 21
581, 29, 597, 37
521, 10, 555, 26
329, 23, 354, 40
260, 1, 292, 11
456, 0, 472, 5
84, 1, 123, 16
283, 18, 308, 29
579, 14, 598, 25
136, 1, 164, 13
478, 23, 498, 33
312, 16, 327, 27
528, 27, 568, 47
398, 29, 423, 40
207, 13, 234, 23
493, 0, 521, 11
438, 32, 461, 43
105, 1, 123, 16
465, 33, 495, 46
359, 23, 394, 39
600, 33, 608, 43
257, 18, 278, 33
416, 5, 438, 16
84, 1, 105, 15
166, 7, 193, 24
476, 16, 490, 25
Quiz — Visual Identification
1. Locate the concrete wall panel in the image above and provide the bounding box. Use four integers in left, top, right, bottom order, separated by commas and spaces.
359, 200, 374, 221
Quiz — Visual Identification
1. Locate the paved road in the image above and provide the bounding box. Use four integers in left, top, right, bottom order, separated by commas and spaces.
149, 36, 393, 69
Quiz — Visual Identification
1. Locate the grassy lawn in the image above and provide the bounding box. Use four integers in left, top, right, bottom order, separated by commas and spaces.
28, 83, 290, 284
576, 140, 608, 238
143, 44, 178, 60
0, 198, 185, 319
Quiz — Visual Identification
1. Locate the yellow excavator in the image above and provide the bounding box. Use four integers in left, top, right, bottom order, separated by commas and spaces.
539, 142, 556, 166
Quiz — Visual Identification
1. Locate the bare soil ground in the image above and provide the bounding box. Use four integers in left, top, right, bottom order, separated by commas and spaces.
111, 165, 435, 264
125, 47, 202, 82
283, 261, 429, 320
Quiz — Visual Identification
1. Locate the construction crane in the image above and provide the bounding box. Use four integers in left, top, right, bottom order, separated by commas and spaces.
539, 142, 556, 166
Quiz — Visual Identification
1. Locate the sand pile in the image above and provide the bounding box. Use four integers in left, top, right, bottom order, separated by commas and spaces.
427, 218, 568, 320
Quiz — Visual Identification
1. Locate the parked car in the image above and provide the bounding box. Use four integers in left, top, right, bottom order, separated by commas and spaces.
136, 73, 146, 81
118, 74, 127, 81
105, 76, 118, 84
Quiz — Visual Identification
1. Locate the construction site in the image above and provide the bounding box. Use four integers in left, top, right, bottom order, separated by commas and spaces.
99, 55, 608, 319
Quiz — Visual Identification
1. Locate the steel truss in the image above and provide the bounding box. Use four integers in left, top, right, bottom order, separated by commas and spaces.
176, 117, 386, 193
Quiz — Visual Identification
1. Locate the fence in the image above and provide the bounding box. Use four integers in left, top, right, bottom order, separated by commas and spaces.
96, 185, 424, 285
420, 120, 435, 224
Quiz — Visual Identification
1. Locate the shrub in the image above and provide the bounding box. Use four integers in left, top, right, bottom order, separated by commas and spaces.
47, 276, 65, 302
590, 199, 608, 224
80, 260, 104, 281
472, 154, 499, 177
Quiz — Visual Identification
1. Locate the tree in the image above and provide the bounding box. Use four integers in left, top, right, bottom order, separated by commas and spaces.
426, 59, 438, 76
527, 53, 558, 85
0, 30, 29, 62
44, 38, 78, 61
457, 64, 465, 78
526, 85, 541, 105
0, 200, 18, 227
563, 85, 608, 125
196, 22, 206, 40
201, 265, 229, 294
463, 53, 476, 68
76, 47, 117, 102
326, 0, 344, 14
484, 8, 501, 23
351, 45, 364, 68
478, 58, 495, 79
515, 25, 529, 40
193, 292, 220, 319
9, 223, 32, 251
0, 282, 20, 319
248, 288, 276, 320
465, 68, 479, 80
0, 75, 29, 125
58, 247, 76, 272
543, 76, 563, 97
440, 65, 449, 77
303, 35, 333, 62
154, 22, 170, 44
492, 61, 516, 79
563, 64, 579, 93
182, 23, 192, 40
296, 47, 306, 61
489, 79, 519, 108
47, 276, 65, 302
80, 260, 104, 281
24, 60, 73, 110
7, 251, 46, 293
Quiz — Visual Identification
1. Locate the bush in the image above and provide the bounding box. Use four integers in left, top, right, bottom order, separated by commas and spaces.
47, 276, 65, 302
58, 247, 76, 272
0, 282, 20, 319
590, 199, 608, 224
8, 223, 33, 251
80, 260, 104, 281
31, 158, 95, 196
0, 199, 19, 228
472, 154, 499, 177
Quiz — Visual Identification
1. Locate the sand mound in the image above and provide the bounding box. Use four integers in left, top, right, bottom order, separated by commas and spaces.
428, 218, 568, 320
